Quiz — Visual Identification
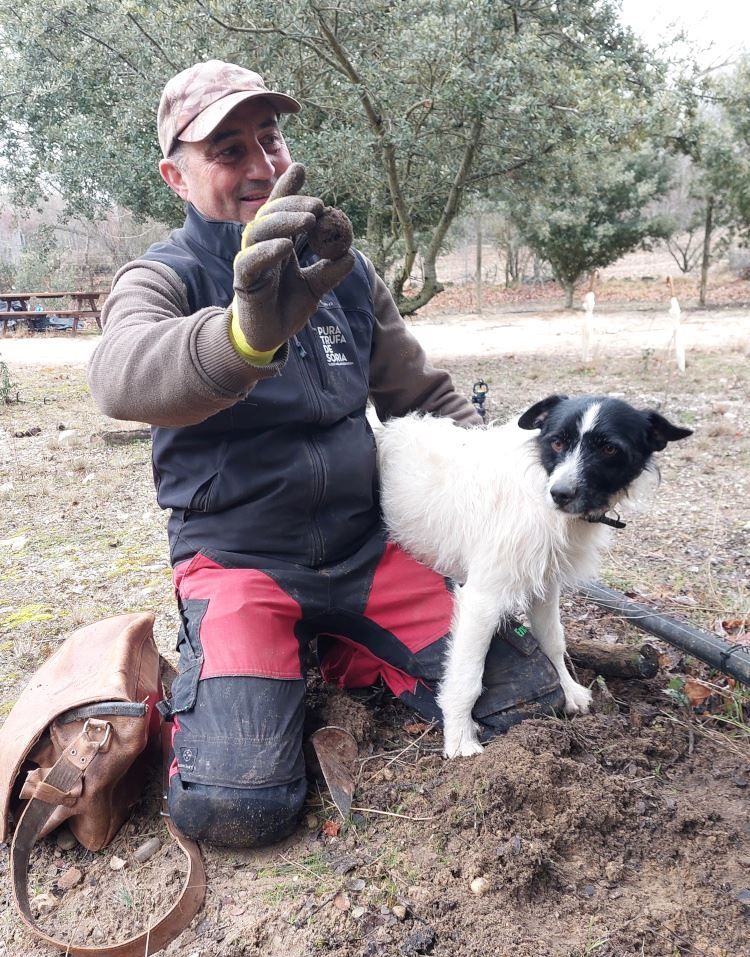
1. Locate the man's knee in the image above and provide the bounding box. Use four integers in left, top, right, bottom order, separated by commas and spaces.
168, 775, 307, 847
163, 666, 308, 847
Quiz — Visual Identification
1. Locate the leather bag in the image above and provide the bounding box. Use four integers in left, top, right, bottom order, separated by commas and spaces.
0, 612, 205, 956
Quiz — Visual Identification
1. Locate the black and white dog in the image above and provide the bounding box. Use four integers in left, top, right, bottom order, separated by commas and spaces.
375, 394, 692, 758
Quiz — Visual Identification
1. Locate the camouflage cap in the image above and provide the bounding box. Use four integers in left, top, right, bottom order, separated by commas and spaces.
158, 59, 301, 158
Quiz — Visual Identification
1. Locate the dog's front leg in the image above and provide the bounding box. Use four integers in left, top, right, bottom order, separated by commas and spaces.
528, 584, 592, 715
438, 577, 502, 758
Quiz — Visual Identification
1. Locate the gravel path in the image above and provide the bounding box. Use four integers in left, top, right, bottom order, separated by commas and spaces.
1, 306, 747, 365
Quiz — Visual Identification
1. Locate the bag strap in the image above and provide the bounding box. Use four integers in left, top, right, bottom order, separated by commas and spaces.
10, 719, 206, 956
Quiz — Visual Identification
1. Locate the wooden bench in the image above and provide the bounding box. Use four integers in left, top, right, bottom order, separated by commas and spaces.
0, 309, 101, 335
0, 290, 105, 335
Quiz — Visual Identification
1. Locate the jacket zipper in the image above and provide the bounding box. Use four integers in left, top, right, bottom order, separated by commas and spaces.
297, 326, 330, 392
306, 437, 327, 566
293, 333, 327, 565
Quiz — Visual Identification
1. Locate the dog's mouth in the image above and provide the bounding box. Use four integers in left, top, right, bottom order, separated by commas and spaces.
551, 498, 625, 528
549, 496, 594, 518
581, 506, 605, 520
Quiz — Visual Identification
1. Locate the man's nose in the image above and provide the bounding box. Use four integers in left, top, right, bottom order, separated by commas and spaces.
243, 142, 276, 179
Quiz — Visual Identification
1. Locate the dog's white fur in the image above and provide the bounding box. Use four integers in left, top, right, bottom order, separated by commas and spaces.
375, 411, 614, 758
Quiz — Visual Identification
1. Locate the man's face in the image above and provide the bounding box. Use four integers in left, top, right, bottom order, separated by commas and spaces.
159, 98, 292, 224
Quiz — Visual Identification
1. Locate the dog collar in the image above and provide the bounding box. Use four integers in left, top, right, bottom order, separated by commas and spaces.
585, 513, 627, 530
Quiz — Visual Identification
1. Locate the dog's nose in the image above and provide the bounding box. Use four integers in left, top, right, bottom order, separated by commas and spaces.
550, 483, 576, 507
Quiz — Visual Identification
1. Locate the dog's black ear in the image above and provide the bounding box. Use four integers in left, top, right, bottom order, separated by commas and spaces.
644, 410, 693, 451
518, 395, 568, 430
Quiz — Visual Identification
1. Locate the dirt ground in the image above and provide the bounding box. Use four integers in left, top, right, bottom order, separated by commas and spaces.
0, 293, 749, 957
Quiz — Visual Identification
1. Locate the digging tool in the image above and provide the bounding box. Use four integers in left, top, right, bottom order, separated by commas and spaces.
310, 726, 358, 821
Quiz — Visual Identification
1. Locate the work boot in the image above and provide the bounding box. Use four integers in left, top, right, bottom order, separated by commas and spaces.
399, 619, 566, 742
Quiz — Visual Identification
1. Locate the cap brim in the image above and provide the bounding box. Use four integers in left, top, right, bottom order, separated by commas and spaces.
178, 90, 301, 144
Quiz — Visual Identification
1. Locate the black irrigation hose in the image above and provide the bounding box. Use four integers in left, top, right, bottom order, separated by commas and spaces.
579, 581, 750, 685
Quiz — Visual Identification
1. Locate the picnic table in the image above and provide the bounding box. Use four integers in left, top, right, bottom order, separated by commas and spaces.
0, 290, 106, 335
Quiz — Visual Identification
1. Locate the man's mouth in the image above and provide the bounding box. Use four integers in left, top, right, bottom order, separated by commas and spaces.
240, 193, 271, 209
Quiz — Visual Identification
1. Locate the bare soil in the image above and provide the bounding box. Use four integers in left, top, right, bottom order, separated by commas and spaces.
0, 292, 749, 957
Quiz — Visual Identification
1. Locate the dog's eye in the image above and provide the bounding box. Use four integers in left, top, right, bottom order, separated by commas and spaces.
550, 439, 566, 453
601, 444, 618, 456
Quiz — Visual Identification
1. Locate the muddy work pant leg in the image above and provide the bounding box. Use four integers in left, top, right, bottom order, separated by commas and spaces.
163, 554, 308, 847
318, 541, 565, 736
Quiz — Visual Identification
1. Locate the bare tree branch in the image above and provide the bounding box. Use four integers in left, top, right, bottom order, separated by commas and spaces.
53, 15, 144, 76
309, 4, 421, 286
192, 0, 343, 75
126, 14, 179, 70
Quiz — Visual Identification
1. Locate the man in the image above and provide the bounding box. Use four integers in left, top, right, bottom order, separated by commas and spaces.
88, 60, 564, 847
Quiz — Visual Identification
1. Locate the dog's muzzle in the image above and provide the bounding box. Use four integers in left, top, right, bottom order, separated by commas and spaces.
549, 482, 577, 510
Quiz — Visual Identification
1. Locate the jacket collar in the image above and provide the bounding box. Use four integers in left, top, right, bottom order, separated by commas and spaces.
183, 203, 244, 261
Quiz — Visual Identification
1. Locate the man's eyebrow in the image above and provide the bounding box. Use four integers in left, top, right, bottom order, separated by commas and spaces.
210, 118, 280, 146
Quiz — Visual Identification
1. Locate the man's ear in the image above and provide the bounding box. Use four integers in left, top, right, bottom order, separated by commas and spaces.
159, 158, 190, 202
518, 394, 568, 430
644, 410, 693, 451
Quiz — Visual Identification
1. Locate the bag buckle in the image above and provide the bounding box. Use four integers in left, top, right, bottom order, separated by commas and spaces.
82, 717, 113, 753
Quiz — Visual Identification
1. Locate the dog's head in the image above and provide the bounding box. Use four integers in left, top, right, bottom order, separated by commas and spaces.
518, 394, 692, 518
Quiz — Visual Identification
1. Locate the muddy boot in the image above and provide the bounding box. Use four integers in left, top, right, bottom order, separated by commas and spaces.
399, 620, 565, 742
473, 621, 565, 742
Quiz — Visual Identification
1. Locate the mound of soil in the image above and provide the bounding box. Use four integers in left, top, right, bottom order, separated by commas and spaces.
4, 674, 748, 957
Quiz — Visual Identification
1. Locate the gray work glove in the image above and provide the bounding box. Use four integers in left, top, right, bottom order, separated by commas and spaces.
230, 162, 355, 357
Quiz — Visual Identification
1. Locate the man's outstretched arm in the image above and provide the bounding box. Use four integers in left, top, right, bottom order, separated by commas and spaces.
87, 260, 288, 427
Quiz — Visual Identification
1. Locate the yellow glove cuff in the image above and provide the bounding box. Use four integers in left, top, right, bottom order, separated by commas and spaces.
228, 303, 279, 365
230, 202, 284, 364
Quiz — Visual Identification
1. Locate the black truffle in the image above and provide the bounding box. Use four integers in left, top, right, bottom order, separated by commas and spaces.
308, 207, 353, 261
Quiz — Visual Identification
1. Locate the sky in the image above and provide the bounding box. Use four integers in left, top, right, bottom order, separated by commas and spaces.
619, 0, 750, 68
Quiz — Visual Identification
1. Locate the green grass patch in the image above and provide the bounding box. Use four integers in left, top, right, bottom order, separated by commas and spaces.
1, 605, 53, 628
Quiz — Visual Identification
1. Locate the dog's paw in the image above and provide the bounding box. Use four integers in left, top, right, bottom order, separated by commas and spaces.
443, 719, 484, 758
563, 680, 593, 715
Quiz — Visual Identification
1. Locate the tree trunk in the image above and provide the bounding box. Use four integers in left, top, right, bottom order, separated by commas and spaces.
366, 192, 387, 278
317, 5, 483, 316
397, 242, 444, 315
699, 195, 714, 308
563, 280, 574, 308
532, 256, 543, 284
504, 236, 521, 287
393, 117, 483, 312
475, 212, 482, 314
397, 275, 444, 316
512, 246, 521, 284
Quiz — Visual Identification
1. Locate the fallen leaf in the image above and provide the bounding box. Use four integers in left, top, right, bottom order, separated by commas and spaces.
403, 722, 432, 735
684, 676, 713, 708
333, 890, 350, 911
715, 618, 749, 643
672, 594, 698, 606
322, 819, 341, 837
